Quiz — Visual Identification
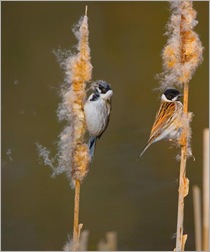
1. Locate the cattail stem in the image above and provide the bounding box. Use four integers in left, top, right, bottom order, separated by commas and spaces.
175, 86, 190, 252
183, 83, 189, 115
55, 4, 92, 250
85, 5, 88, 16
176, 150, 187, 251
72, 179, 81, 250
68, 6, 91, 250
175, 5, 191, 251
160, 2, 203, 250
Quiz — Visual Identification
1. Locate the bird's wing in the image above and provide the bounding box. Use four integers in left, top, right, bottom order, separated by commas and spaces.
139, 101, 176, 157
150, 101, 176, 138
98, 99, 112, 139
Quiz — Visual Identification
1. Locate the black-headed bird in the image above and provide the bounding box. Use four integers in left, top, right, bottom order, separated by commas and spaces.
140, 89, 183, 157
84, 80, 113, 161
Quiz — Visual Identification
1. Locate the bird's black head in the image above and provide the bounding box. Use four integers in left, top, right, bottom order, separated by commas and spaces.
163, 89, 181, 102
90, 80, 112, 102
96, 80, 111, 94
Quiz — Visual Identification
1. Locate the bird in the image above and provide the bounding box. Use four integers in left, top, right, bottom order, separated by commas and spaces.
139, 89, 183, 157
84, 80, 113, 161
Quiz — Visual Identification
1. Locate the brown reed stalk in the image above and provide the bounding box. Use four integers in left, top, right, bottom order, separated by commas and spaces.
38, 5, 92, 251
97, 231, 118, 251
54, 5, 92, 250
68, 6, 92, 250
159, 2, 203, 251
175, 5, 194, 250
175, 77, 190, 251
203, 128, 209, 251
73, 179, 81, 249
78, 230, 90, 251
193, 185, 202, 251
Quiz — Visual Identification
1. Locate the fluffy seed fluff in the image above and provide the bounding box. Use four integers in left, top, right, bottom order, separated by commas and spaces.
56, 13, 92, 188
38, 12, 92, 188
157, 1, 203, 159
158, 1, 203, 90
175, 111, 194, 160
63, 234, 74, 251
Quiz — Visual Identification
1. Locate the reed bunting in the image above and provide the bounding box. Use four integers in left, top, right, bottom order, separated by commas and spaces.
140, 89, 183, 157
84, 80, 113, 161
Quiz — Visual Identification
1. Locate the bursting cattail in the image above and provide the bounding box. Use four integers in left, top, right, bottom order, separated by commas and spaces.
159, 1, 203, 158
156, 1, 203, 159
56, 7, 93, 250
160, 1, 203, 89
56, 7, 92, 188
157, 1, 203, 251
37, 7, 92, 250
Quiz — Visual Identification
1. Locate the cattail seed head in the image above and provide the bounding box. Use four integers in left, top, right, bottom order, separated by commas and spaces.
56, 9, 92, 188
157, 1, 203, 159
158, 1, 203, 90
71, 143, 90, 188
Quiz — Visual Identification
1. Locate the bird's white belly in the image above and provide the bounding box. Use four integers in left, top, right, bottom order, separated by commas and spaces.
84, 99, 108, 136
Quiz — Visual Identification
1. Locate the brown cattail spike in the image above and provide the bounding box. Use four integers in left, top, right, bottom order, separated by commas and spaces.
157, 2, 203, 251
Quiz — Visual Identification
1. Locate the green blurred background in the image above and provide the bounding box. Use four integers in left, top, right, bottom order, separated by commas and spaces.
1, 1, 208, 251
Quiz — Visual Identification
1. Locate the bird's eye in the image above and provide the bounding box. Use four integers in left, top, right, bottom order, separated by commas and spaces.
100, 87, 106, 94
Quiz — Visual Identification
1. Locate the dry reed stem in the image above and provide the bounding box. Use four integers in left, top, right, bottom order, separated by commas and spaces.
78, 230, 90, 251
66, 5, 91, 250
40, 5, 92, 251
203, 128, 209, 251
175, 5, 195, 249
97, 231, 118, 251
181, 234, 188, 251
175, 82, 189, 251
72, 179, 81, 250
159, 2, 203, 251
193, 185, 202, 251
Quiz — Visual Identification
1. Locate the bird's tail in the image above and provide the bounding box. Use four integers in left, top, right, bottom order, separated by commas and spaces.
88, 136, 97, 162
139, 138, 154, 158
139, 143, 150, 158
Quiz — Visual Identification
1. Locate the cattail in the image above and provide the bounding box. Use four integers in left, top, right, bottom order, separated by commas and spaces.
158, 1, 203, 251
37, 7, 92, 250
55, 6, 92, 250
56, 6, 92, 188
160, 1, 203, 89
